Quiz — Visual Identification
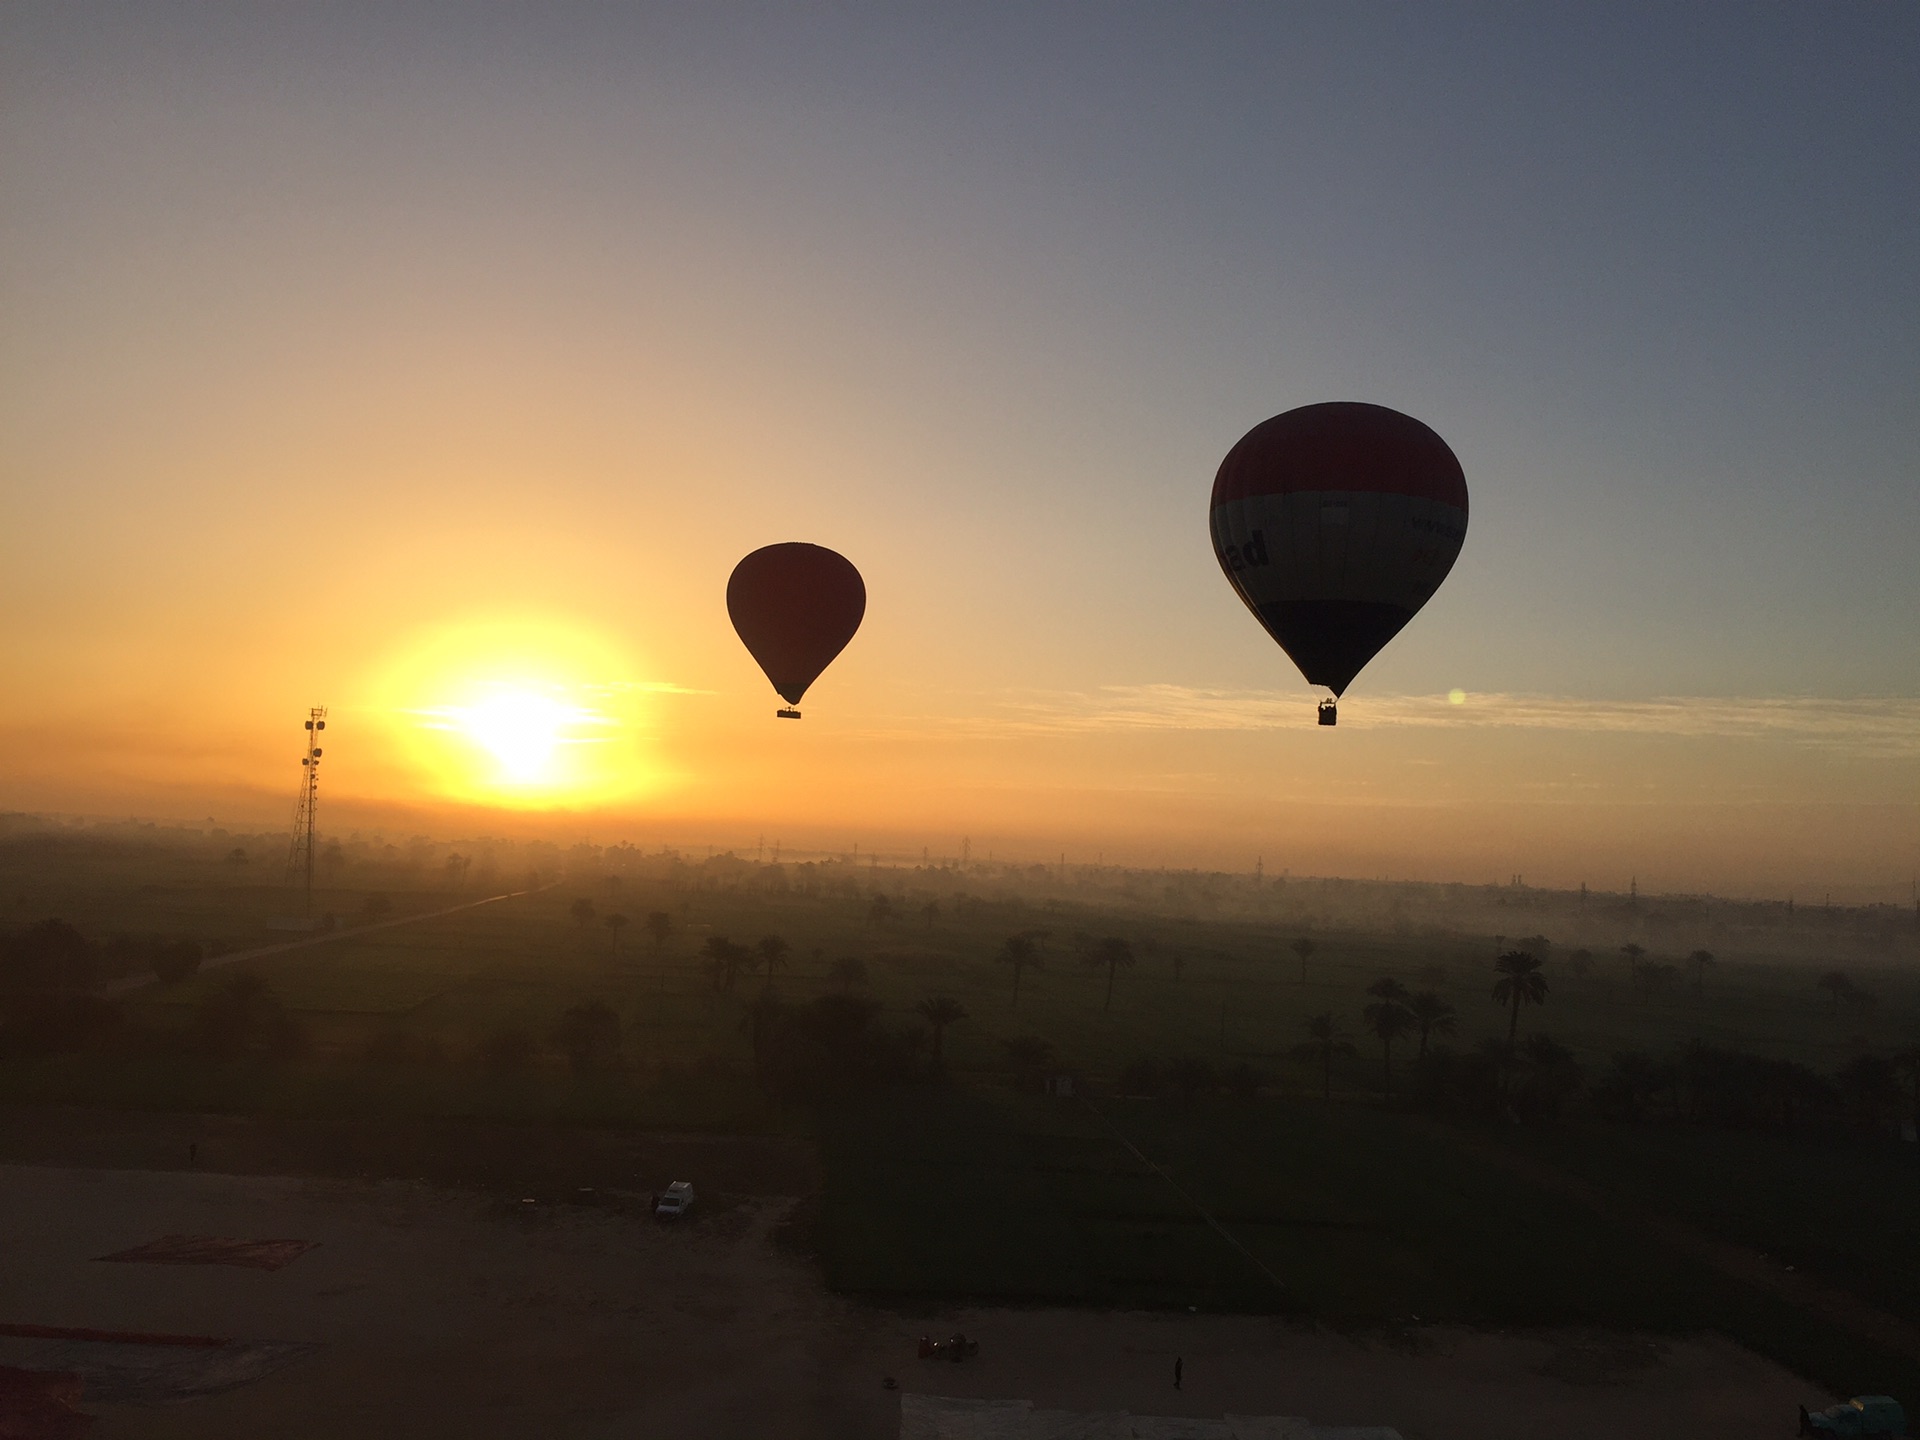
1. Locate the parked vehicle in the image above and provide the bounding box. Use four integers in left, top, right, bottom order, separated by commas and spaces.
1801, 1396, 1905, 1437
916, 1333, 979, 1363
652, 1181, 695, 1219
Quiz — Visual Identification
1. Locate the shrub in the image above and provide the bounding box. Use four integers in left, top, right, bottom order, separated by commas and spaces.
151, 939, 202, 985
1120, 1056, 1162, 1096
1221, 1062, 1266, 1100
1002, 1035, 1056, 1093
1, 919, 94, 1000
0, 994, 125, 1058
1591, 1050, 1678, 1124
1168, 1057, 1218, 1102
365, 1027, 446, 1067
194, 973, 306, 1061
1675, 1042, 1837, 1130
742, 994, 923, 1100
551, 1001, 621, 1073
476, 1025, 535, 1075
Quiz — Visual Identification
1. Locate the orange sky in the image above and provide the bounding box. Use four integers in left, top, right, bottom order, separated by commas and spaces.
3, 8, 1916, 901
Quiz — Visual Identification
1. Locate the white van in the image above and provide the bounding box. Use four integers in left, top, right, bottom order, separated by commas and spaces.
653, 1181, 695, 1219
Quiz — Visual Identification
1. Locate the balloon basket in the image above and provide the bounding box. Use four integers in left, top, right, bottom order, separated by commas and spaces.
776, 708, 803, 720
1317, 700, 1338, 727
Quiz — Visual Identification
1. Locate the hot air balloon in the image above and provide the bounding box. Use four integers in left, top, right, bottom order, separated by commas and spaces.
1209, 402, 1468, 725
727, 543, 866, 718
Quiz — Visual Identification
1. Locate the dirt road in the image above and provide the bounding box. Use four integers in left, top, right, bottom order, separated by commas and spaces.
96, 884, 556, 999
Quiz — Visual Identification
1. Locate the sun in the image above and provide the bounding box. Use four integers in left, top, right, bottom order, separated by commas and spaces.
446, 688, 599, 788
368, 617, 665, 809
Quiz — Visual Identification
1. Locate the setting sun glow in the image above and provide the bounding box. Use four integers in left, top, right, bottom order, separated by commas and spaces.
367, 618, 665, 810
434, 689, 609, 789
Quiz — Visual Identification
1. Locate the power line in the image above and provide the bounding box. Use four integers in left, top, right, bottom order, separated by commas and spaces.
1079, 1095, 1288, 1296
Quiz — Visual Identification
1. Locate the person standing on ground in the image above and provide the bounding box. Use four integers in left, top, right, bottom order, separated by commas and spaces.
1173, 1357, 1182, 1390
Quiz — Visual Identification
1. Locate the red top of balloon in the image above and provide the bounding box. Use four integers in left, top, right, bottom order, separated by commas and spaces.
1211, 401, 1468, 510
726, 543, 866, 708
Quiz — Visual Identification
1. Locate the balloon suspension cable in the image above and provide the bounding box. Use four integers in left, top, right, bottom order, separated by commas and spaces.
776, 707, 802, 720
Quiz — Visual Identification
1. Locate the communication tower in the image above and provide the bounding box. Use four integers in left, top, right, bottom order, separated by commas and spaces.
285, 707, 327, 915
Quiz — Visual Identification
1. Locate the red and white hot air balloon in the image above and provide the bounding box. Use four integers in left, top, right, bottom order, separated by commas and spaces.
1209, 402, 1468, 724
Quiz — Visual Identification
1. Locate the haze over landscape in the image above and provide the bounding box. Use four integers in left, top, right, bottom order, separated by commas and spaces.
7, 10, 1920, 1439
4, 5, 1916, 898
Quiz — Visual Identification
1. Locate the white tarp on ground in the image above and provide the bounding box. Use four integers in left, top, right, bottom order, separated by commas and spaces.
900, 1395, 1402, 1440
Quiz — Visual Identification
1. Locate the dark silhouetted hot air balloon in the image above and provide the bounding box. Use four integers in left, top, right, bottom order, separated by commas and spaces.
727, 543, 866, 718
1209, 402, 1468, 725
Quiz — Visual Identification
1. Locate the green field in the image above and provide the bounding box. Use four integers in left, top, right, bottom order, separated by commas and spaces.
7, 821, 1917, 1085
1509, 1122, 1920, 1327
817, 1089, 1920, 1400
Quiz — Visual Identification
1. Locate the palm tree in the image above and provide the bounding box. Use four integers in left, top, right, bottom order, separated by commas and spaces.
1686, 948, 1715, 998
1292, 936, 1315, 986
1408, 991, 1458, 1058
1002, 1035, 1056, 1090
604, 912, 629, 961
1363, 979, 1415, 1095
915, 996, 968, 1061
1367, 976, 1410, 1006
996, 933, 1040, 1009
868, 893, 894, 927
1088, 936, 1135, 1012
756, 934, 791, 997
1492, 951, 1549, 1048
921, 899, 940, 928
1892, 1044, 1920, 1141
569, 897, 596, 929
830, 955, 868, 992
644, 910, 674, 955
701, 935, 747, 993
1816, 969, 1853, 1013
1620, 941, 1645, 981
1294, 1012, 1355, 1104
737, 994, 788, 1075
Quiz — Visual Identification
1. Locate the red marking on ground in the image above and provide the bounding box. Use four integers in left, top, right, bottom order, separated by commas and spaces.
94, 1235, 315, 1271
0, 1325, 227, 1349
0, 1364, 93, 1438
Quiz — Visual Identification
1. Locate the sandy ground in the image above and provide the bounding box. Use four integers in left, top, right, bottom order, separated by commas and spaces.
0, 1159, 1830, 1440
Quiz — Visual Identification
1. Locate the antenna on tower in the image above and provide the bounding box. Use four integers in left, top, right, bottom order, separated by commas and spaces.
285, 706, 327, 916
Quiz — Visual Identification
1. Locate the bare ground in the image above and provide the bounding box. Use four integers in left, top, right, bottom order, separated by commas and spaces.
0, 1135, 1829, 1440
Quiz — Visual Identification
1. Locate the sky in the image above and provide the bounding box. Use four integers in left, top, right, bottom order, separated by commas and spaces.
2, 4, 1917, 897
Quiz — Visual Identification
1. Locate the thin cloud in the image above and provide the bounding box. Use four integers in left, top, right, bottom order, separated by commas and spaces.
596, 681, 715, 696
908, 687, 1920, 758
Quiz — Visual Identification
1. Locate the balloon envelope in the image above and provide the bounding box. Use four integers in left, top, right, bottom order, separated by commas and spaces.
727, 543, 866, 707
1209, 402, 1468, 696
